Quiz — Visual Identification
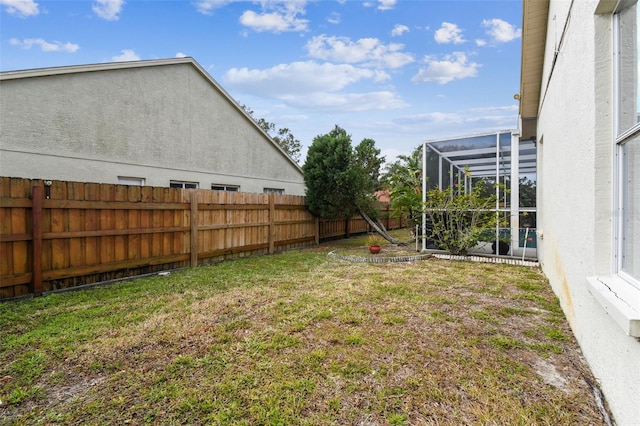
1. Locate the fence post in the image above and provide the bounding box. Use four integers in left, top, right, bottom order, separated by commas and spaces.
32, 185, 43, 296
190, 191, 198, 267
315, 217, 320, 245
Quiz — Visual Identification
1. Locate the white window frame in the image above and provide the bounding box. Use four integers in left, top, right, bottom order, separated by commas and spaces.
211, 184, 240, 192
586, 3, 640, 337
263, 188, 284, 195
117, 176, 145, 186
170, 180, 198, 189
613, 4, 640, 289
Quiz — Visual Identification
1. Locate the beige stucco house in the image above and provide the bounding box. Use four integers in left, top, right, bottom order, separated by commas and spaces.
520, 0, 639, 423
0, 57, 305, 195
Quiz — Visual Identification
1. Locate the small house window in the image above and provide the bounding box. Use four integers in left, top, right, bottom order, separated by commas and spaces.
170, 181, 198, 189
118, 176, 145, 186
264, 188, 284, 195
211, 184, 240, 192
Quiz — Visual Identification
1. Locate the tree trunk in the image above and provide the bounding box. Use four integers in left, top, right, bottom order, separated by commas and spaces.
359, 209, 402, 245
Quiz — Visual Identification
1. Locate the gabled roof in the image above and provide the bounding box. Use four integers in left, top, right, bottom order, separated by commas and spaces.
519, 0, 549, 141
0, 57, 303, 173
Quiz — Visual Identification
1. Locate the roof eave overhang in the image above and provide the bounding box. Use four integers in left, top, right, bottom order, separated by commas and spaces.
519, 0, 550, 141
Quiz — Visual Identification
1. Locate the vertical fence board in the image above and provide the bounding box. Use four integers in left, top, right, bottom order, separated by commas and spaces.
140, 186, 153, 259
269, 193, 275, 254
114, 185, 127, 263
100, 184, 115, 266
151, 187, 163, 258
32, 186, 43, 296
127, 185, 141, 261
10, 180, 29, 293
190, 191, 198, 267
84, 183, 100, 266
67, 182, 84, 269
0, 183, 14, 298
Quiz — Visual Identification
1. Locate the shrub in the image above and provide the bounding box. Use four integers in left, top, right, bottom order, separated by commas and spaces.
424, 180, 503, 255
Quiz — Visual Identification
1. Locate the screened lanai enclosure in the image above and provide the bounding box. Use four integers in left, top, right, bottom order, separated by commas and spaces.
420, 130, 537, 260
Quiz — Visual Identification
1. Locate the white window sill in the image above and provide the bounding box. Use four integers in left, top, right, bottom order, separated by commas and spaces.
586, 276, 640, 337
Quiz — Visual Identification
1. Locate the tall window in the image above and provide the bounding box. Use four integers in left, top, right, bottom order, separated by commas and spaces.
615, 0, 640, 286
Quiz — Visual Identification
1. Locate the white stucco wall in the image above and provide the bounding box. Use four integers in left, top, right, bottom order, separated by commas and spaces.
0, 59, 305, 195
536, 2, 640, 424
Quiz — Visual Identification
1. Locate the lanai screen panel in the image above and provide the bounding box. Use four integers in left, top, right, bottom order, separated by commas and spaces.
422, 130, 538, 258
425, 131, 536, 191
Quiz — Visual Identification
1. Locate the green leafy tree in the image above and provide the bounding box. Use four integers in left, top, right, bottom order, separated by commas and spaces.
353, 138, 385, 218
302, 125, 358, 220
241, 105, 302, 163
302, 126, 398, 243
383, 146, 423, 230
354, 138, 385, 192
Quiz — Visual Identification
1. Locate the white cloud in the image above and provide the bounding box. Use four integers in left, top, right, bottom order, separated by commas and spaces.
411, 52, 480, 84
475, 39, 487, 47
393, 105, 518, 139
377, 0, 396, 10
0, 0, 39, 17
92, 0, 124, 21
434, 22, 465, 44
240, 10, 307, 32
306, 35, 414, 69
224, 61, 387, 95
223, 61, 407, 112
327, 11, 340, 25
482, 18, 521, 43
239, 1, 308, 33
9, 37, 79, 52
280, 91, 408, 112
193, 0, 238, 15
468, 105, 519, 114
391, 24, 409, 37
175, 52, 187, 58
111, 49, 140, 62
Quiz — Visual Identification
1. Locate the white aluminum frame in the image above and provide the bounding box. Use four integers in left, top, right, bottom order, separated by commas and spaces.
421, 130, 536, 258
613, 5, 640, 289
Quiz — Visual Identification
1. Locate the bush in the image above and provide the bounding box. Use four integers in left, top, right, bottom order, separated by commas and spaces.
424, 180, 502, 255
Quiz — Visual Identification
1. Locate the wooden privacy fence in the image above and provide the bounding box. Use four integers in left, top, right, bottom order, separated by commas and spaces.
0, 177, 404, 299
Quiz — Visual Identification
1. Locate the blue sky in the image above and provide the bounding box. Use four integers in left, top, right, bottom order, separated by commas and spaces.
0, 0, 523, 164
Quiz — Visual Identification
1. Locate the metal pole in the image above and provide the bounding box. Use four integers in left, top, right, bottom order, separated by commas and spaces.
510, 132, 520, 257
422, 142, 427, 251
495, 132, 500, 255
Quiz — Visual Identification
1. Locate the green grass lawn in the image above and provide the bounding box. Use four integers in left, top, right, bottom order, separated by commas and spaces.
0, 233, 607, 425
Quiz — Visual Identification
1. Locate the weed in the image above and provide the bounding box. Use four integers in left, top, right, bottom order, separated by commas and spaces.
345, 333, 365, 346
540, 326, 570, 341
470, 309, 502, 324
490, 334, 523, 350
